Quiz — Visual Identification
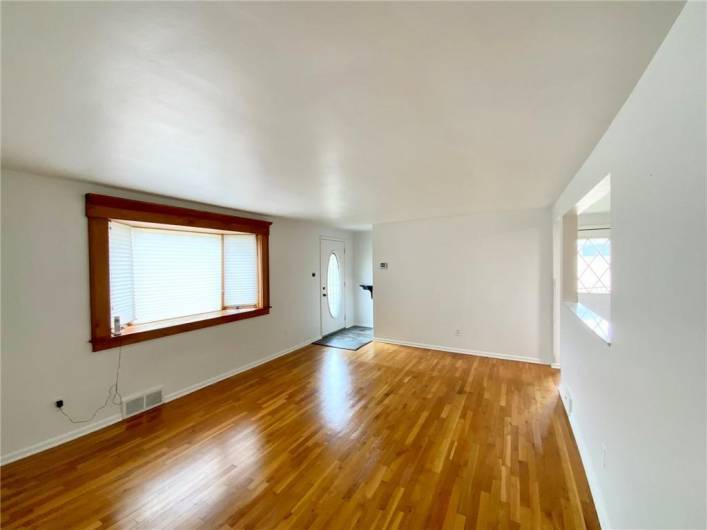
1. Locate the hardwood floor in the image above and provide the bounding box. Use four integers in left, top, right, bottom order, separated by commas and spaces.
1, 342, 600, 529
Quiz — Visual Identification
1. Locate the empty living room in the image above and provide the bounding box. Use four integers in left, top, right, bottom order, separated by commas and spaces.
1, 2, 705, 529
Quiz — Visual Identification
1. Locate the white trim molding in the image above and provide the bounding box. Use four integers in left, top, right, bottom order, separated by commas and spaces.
163, 335, 319, 402
558, 384, 611, 530
551, 362, 561, 369
374, 337, 551, 366
0, 412, 124, 467
0, 336, 321, 466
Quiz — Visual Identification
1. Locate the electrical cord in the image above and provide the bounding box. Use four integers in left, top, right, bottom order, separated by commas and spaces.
59, 344, 124, 424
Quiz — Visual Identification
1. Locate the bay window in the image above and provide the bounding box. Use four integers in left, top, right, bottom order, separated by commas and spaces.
86, 194, 270, 351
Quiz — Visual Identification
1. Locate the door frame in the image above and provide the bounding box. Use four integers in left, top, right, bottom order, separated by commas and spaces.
319, 236, 346, 336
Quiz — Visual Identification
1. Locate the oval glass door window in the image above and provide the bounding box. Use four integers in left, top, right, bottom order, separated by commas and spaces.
327, 253, 341, 318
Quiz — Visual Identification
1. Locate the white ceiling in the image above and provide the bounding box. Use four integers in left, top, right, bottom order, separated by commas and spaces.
1, 2, 682, 228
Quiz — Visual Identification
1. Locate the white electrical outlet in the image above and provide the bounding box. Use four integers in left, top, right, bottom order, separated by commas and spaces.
455, 329, 462, 336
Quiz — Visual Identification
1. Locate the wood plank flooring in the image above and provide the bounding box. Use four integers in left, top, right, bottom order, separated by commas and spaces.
1, 341, 600, 529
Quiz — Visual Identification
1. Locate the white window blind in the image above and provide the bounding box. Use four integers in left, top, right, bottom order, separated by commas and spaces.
109, 221, 135, 326
131, 227, 222, 323
108, 223, 260, 328
223, 234, 258, 307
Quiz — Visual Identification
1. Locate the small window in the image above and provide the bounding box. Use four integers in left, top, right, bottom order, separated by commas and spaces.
577, 236, 611, 294
87, 194, 271, 351
326, 252, 341, 318
560, 174, 611, 343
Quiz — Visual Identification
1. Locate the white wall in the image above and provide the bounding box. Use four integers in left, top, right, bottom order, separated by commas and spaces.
577, 294, 610, 321
353, 231, 373, 327
0, 169, 355, 462
578, 212, 610, 229
373, 209, 553, 363
552, 3, 706, 528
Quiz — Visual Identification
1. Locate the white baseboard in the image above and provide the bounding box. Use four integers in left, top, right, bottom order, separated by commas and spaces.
0, 336, 320, 466
558, 386, 611, 530
374, 337, 550, 365
163, 336, 319, 403
0, 412, 124, 467
551, 362, 561, 369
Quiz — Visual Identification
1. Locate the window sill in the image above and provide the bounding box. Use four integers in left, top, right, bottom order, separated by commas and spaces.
564, 302, 611, 345
91, 306, 269, 352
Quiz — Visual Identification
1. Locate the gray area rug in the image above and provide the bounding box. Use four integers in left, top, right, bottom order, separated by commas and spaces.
314, 326, 373, 350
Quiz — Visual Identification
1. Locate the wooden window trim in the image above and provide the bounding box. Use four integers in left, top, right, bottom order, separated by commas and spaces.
86, 194, 271, 352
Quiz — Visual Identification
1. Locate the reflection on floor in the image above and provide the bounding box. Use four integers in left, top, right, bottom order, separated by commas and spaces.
314, 325, 373, 350
0, 342, 600, 529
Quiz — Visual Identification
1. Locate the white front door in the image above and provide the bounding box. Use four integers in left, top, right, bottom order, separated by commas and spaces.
320, 239, 345, 336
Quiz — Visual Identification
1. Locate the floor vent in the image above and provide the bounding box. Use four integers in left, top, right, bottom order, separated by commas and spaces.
123, 395, 145, 417
145, 388, 163, 409
122, 387, 163, 418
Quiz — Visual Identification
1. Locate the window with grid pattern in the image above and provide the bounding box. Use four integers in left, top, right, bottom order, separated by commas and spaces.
577, 236, 611, 294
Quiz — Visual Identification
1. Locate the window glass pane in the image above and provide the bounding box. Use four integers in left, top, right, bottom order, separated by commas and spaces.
577, 237, 611, 294
132, 228, 222, 323
327, 253, 341, 317
224, 234, 258, 307
109, 221, 134, 327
